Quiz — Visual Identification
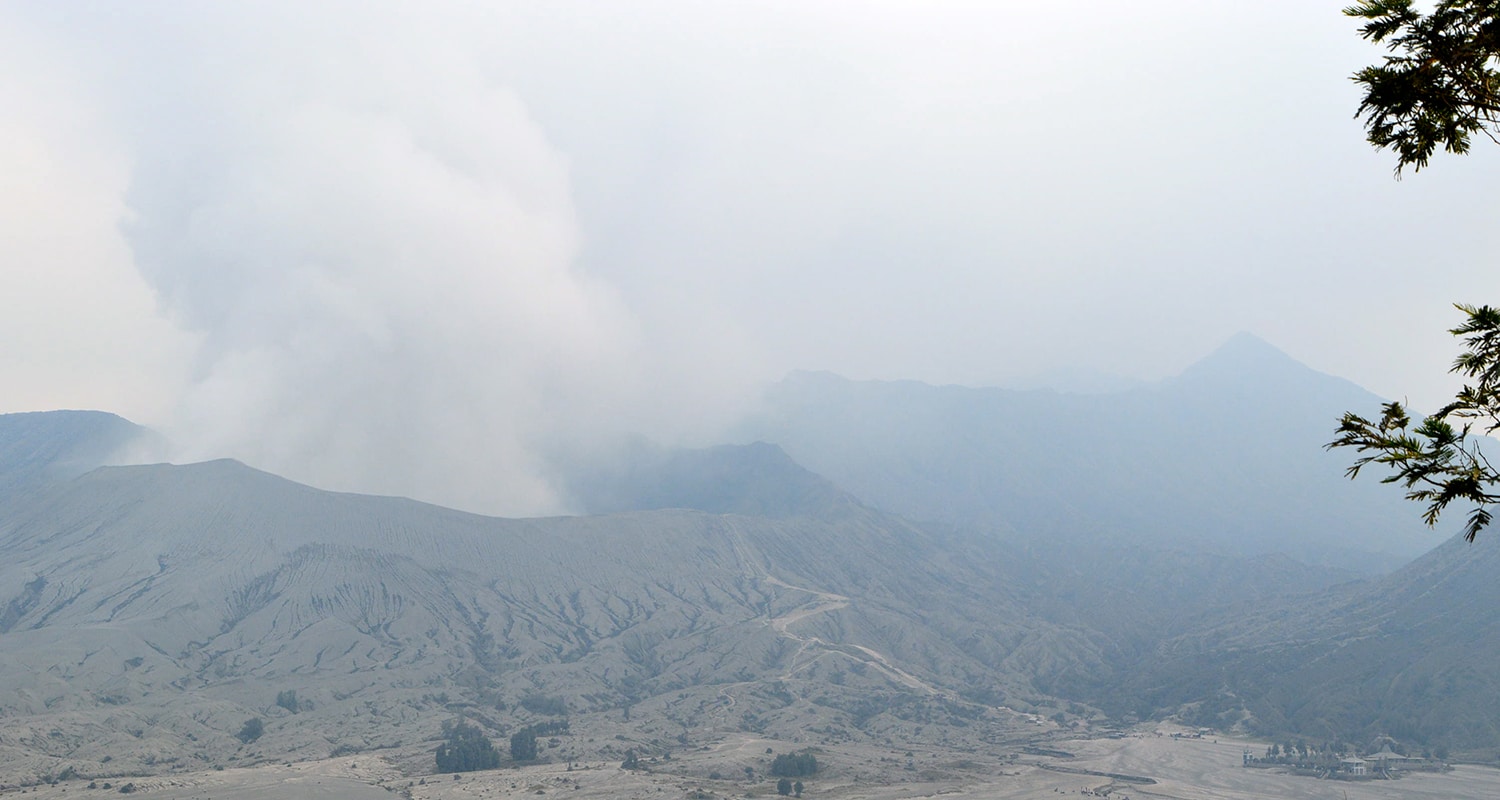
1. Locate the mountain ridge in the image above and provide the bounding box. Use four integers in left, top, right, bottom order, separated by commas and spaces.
4, 330, 1497, 780
0, 410, 155, 501
0, 451, 1075, 783
737, 333, 1425, 569
1112, 530, 1500, 750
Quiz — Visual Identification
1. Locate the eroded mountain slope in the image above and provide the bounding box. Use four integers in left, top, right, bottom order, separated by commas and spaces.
1115, 533, 1500, 752
0, 458, 1074, 782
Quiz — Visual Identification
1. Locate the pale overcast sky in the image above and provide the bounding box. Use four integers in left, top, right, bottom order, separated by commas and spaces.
3, 2, 1498, 514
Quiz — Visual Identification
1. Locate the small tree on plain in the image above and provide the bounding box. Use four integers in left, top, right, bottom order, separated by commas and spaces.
770, 751, 818, 778
510, 728, 538, 762
236, 718, 264, 743
436, 720, 501, 773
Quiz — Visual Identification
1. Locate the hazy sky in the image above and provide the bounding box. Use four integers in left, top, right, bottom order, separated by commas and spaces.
3, 2, 1498, 514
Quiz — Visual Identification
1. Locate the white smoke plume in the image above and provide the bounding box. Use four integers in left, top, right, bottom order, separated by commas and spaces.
33, 3, 722, 516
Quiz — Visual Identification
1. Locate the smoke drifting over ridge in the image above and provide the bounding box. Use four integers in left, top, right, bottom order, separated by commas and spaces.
13, 2, 1500, 514
26, 4, 750, 516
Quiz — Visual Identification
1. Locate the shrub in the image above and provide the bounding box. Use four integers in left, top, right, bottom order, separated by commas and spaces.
236, 718, 264, 743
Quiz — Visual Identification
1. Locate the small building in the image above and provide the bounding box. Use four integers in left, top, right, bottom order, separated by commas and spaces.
1340, 757, 1367, 776
1368, 747, 1408, 771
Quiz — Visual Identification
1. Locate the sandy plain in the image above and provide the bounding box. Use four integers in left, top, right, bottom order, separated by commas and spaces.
9, 727, 1499, 800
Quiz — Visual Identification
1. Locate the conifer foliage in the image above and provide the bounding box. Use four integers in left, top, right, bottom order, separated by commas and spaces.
435, 720, 500, 773
1331, 304, 1500, 541
509, 727, 539, 762
1346, 1, 1500, 174
769, 750, 818, 778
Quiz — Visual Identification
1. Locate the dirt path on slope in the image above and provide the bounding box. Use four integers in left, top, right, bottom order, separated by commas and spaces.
721, 519, 939, 695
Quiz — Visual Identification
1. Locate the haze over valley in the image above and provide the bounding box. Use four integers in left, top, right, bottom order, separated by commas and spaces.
5, 2, 1500, 798
3, 339, 1498, 797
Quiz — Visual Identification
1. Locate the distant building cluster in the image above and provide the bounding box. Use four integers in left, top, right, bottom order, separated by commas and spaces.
1241, 739, 1443, 781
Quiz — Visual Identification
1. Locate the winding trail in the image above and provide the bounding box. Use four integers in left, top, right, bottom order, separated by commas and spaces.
722, 519, 940, 695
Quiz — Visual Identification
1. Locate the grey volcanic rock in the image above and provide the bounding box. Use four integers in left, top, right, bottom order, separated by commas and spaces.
2, 379, 1488, 778
0, 458, 1059, 782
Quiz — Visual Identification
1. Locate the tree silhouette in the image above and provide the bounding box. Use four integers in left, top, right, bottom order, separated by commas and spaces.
770, 751, 818, 777
236, 718, 264, 744
1346, 1, 1500, 175
1331, 305, 1500, 541
509, 727, 538, 762
435, 720, 501, 773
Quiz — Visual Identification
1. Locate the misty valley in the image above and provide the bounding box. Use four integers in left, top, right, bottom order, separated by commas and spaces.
2, 336, 1499, 800
11, 0, 1500, 796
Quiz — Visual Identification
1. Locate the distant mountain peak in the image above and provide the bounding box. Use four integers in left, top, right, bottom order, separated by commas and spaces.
1199, 330, 1297, 365
1172, 331, 1317, 386
0, 409, 155, 491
